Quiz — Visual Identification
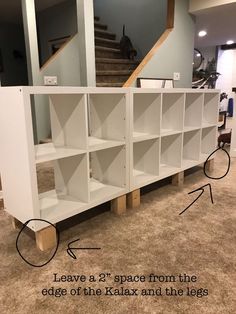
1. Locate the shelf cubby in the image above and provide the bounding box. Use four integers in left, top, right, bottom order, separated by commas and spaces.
50, 94, 88, 150
89, 93, 127, 151
184, 93, 203, 131
182, 130, 201, 169
161, 93, 184, 135
90, 146, 127, 203
160, 134, 182, 176
132, 139, 160, 188
201, 126, 217, 161
132, 93, 161, 142
39, 153, 89, 222
203, 93, 219, 127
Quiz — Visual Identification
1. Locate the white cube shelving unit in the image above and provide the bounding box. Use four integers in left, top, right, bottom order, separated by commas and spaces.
0, 87, 129, 231
129, 88, 219, 190
0, 87, 219, 230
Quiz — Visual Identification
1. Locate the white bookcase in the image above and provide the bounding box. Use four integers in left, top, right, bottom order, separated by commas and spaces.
0, 87, 219, 231
130, 88, 219, 190
0, 87, 129, 231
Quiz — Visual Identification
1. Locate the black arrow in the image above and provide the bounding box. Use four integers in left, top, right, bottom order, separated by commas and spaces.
179, 183, 214, 216
67, 238, 101, 259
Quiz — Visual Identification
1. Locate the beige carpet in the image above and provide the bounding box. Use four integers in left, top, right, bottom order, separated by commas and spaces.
0, 148, 236, 313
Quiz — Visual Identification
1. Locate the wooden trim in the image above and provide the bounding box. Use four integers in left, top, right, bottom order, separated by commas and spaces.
123, 28, 173, 87
167, 0, 175, 29
40, 34, 76, 71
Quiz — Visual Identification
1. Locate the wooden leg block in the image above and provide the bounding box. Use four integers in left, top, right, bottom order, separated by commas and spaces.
35, 226, 57, 252
111, 195, 126, 215
172, 171, 184, 187
205, 159, 214, 172
127, 189, 140, 208
11, 217, 23, 230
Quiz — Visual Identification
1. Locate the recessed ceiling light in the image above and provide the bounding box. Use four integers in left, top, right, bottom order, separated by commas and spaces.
226, 40, 234, 45
196, 53, 201, 57
198, 30, 207, 37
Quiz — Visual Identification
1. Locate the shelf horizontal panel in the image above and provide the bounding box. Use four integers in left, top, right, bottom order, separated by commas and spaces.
202, 122, 216, 128
133, 169, 159, 188
184, 126, 201, 132
182, 159, 200, 170
133, 131, 159, 142
35, 143, 86, 164
90, 178, 125, 203
159, 164, 181, 177
88, 136, 125, 152
160, 129, 182, 136
40, 190, 87, 222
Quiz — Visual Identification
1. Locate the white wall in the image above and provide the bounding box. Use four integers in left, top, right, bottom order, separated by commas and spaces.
216, 48, 236, 97
189, 0, 236, 13
94, 0, 167, 59
37, 0, 77, 65
134, 0, 195, 87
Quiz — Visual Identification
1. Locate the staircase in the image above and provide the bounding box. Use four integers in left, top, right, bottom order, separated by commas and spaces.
94, 16, 140, 87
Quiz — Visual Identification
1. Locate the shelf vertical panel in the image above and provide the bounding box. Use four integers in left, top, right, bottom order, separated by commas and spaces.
160, 134, 183, 172
54, 153, 89, 203
203, 93, 219, 126
182, 130, 201, 168
184, 93, 203, 130
50, 94, 88, 149
89, 93, 126, 141
161, 93, 185, 134
201, 126, 217, 160
133, 93, 161, 137
0, 87, 40, 229
91, 146, 126, 188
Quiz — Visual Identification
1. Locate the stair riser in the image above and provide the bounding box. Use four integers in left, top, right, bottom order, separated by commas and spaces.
95, 30, 116, 40
96, 62, 138, 71
96, 75, 131, 83
95, 38, 120, 49
95, 50, 122, 59
94, 23, 107, 30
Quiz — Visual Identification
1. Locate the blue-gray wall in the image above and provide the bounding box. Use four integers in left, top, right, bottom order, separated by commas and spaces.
37, 0, 77, 65
94, 0, 168, 58
136, 0, 195, 87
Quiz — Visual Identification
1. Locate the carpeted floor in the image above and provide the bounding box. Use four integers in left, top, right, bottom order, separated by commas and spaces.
0, 148, 235, 314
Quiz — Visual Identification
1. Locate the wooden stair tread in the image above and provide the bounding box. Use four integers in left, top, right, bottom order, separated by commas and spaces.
96, 58, 140, 64
95, 28, 116, 39
95, 36, 120, 45
95, 46, 120, 53
97, 83, 124, 87
96, 70, 133, 76
94, 22, 107, 30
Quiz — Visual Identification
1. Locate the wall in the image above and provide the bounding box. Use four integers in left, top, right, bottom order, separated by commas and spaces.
134, 0, 195, 87
216, 48, 236, 97
189, 0, 236, 13
94, 0, 167, 58
0, 23, 28, 86
196, 46, 216, 70
35, 34, 81, 142
37, 0, 77, 65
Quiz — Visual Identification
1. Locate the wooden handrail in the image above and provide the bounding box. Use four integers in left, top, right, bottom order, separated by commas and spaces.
40, 34, 77, 71
123, 0, 175, 87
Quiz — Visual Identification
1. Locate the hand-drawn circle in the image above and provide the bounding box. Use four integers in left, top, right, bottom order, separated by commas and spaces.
16, 219, 60, 268
204, 146, 231, 180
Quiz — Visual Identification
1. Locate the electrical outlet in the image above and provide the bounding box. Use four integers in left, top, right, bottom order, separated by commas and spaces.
44, 76, 58, 86
173, 72, 180, 81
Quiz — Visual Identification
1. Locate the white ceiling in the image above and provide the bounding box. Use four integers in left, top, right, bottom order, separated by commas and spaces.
194, 2, 236, 47
0, 0, 66, 24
